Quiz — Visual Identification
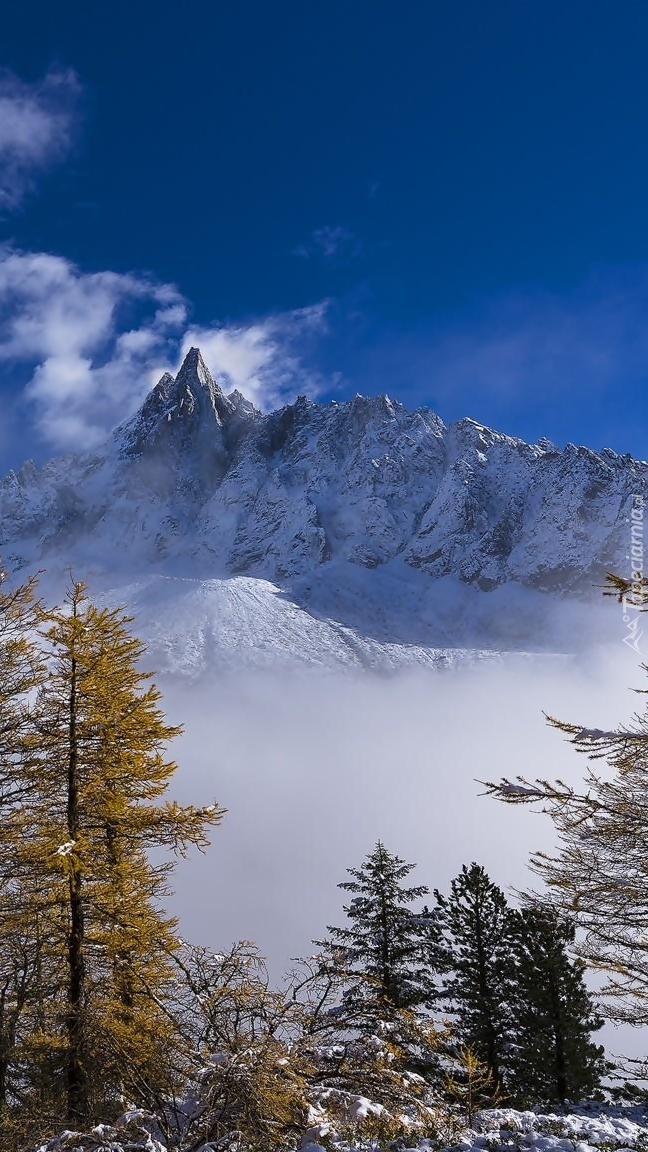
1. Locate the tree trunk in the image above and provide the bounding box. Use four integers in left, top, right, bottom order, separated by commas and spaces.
66, 641, 88, 1124
106, 819, 134, 1013
548, 964, 568, 1104
379, 878, 393, 1005
474, 897, 500, 1090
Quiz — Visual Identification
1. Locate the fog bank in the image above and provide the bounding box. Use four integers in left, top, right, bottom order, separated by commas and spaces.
162, 646, 639, 968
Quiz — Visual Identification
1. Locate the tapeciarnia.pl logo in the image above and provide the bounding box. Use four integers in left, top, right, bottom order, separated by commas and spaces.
622, 494, 645, 653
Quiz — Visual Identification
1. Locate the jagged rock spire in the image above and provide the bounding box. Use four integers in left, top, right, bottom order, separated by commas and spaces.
175, 346, 214, 390
171, 346, 241, 427
116, 347, 234, 462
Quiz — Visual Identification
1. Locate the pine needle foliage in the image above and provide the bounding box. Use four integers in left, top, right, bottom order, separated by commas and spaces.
289, 950, 449, 1145
171, 943, 313, 1152
0, 580, 224, 1137
507, 908, 607, 1106
444, 1045, 502, 1126
482, 681, 648, 1025
433, 864, 513, 1093
603, 570, 648, 607
0, 575, 44, 806
319, 841, 432, 1012
0, 574, 52, 1145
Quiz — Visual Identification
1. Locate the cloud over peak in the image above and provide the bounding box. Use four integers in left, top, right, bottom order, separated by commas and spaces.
0, 249, 186, 449
0, 68, 80, 210
0, 248, 329, 455
183, 302, 329, 412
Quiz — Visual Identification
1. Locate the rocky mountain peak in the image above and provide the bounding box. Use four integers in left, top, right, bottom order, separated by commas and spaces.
3, 371, 648, 655
172, 346, 234, 422
175, 346, 211, 387
116, 347, 246, 458
227, 388, 261, 421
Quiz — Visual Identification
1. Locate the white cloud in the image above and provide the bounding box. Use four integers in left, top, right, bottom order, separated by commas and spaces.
0, 249, 186, 450
0, 69, 80, 209
182, 302, 329, 411
0, 248, 329, 453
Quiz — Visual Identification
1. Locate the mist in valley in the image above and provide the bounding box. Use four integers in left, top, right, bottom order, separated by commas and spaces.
157, 639, 647, 1062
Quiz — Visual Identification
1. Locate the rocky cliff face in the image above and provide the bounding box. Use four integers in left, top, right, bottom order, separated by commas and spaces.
0, 348, 643, 668
1, 347, 643, 589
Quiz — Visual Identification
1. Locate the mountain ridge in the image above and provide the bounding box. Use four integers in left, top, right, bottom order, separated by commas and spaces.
0, 347, 643, 670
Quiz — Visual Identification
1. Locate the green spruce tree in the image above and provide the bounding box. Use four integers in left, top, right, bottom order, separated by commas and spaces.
320, 841, 432, 1011
306, 841, 447, 1104
434, 863, 513, 1092
508, 907, 607, 1106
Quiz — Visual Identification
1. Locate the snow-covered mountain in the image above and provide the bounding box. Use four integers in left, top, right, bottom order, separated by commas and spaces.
0, 348, 642, 673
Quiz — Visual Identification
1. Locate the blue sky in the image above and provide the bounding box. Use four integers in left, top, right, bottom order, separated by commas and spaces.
2, 0, 648, 465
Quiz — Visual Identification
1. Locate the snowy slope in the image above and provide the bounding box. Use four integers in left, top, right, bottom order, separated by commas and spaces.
104, 572, 583, 675
0, 348, 641, 673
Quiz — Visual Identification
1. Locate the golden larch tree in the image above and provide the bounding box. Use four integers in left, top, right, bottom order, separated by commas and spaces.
0, 574, 51, 1139
8, 581, 224, 1129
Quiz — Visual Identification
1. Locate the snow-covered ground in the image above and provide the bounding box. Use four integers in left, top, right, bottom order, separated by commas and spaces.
460, 1108, 648, 1147
300, 1107, 648, 1152
95, 568, 590, 676
445, 1108, 648, 1152
33, 1106, 648, 1151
